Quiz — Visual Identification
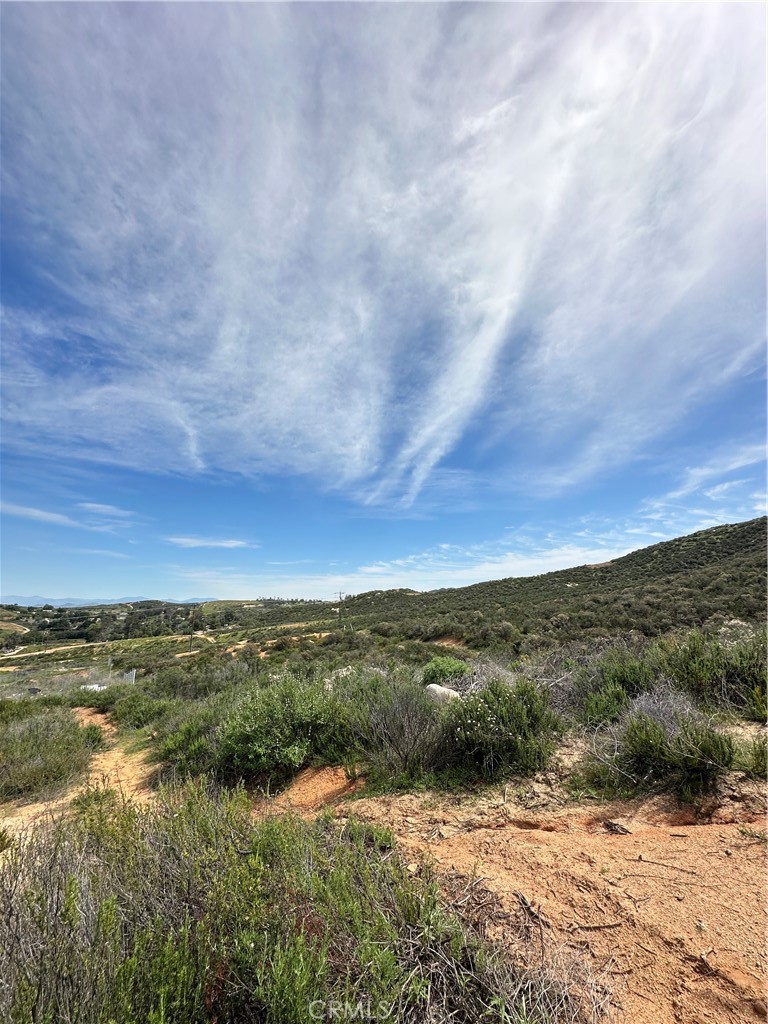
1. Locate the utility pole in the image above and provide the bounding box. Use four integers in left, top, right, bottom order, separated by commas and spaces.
337, 592, 344, 628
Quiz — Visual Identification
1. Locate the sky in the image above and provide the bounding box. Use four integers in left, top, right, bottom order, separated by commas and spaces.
1, 2, 765, 602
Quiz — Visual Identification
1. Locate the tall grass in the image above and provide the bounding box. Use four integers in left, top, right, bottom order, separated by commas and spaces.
0, 707, 104, 800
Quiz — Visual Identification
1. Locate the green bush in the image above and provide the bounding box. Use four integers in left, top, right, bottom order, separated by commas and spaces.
70, 684, 133, 713
580, 682, 629, 725
0, 782, 589, 1024
154, 695, 230, 778
444, 679, 561, 780
673, 722, 735, 801
150, 661, 257, 700
0, 708, 102, 799
422, 656, 468, 686
112, 692, 174, 729
656, 629, 767, 716
594, 710, 735, 801
0, 698, 47, 726
577, 644, 655, 702
343, 671, 445, 784
218, 678, 336, 784
739, 734, 767, 780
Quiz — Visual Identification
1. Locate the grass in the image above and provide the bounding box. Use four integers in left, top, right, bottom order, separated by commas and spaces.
0, 706, 105, 800
0, 780, 598, 1024
583, 703, 736, 802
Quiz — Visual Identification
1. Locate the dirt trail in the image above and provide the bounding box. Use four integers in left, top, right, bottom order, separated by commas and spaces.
0, 708, 155, 835
0, 641, 104, 660
0, 632, 215, 662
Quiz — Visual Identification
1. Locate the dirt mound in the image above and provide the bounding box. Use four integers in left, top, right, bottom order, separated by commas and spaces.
274, 766, 363, 813
344, 787, 767, 1024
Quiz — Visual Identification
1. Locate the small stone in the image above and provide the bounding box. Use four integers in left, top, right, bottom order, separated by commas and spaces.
724, 848, 732, 856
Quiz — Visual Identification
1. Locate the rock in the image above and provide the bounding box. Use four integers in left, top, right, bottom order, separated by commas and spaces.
425, 683, 461, 704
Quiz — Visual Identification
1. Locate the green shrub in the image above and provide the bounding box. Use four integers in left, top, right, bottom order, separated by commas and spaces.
80, 723, 107, 751
150, 661, 257, 700
673, 721, 735, 801
112, 692, 174, 729
444, 679, 561, 780
580, 682, 629, 725
422, 656, 468, 686
577, 644, 655, 702
70, 684, 133, 713
343, 671, 445, 784
154, 696, 230, 778
615, 713, 674, 782
218, 679, 335, 784
656, 629, 767, 715
739, 734, 767, 780
0, 782, 590, 1023
0, 698, 47, 726
594, 709, 735, 801
0, 708, 100, 799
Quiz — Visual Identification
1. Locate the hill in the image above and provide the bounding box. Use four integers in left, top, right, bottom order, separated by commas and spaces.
1, 517, 764, 655
336, 516, 767, 646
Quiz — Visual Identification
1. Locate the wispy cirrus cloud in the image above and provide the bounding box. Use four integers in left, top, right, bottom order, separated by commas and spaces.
1, 502, 84, 529
78, 502, 134, 518
1, 4, 764, 507
665, 443, 766, 500
1, 500, 136, 534
165, 536, 256, 550
72, 548, 131, 560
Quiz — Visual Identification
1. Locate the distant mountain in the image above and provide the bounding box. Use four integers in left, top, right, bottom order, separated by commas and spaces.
0, 596, 215, 608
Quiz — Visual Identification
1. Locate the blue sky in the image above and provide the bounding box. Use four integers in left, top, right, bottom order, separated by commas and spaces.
1, 3, 765, 601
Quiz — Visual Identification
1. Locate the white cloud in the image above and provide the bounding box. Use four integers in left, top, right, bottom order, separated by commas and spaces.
1, 500, 136, 534
72, 548, 131, 560
1, 4, 764, 504
165, 536, 256, 549
1, 502, 83, 529
666, 444, 765, 499
78, 503, 134, 518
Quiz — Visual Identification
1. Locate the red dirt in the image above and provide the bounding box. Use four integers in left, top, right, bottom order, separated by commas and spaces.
273, 766, 363, 813
342, 786, 767, 1024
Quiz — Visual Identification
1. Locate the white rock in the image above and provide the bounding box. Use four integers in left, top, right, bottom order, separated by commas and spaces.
425, 683, 461, 704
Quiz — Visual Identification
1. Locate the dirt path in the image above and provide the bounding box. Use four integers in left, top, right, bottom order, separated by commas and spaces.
0, 632, 215, 662
0, 708, 155, 835
0, 641, 104, 660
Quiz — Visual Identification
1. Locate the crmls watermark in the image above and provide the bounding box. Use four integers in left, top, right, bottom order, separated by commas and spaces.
308, 999, 394, 1020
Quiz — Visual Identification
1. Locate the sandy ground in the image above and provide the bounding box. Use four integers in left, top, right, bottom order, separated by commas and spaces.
266, 759, 767, 1024
1, 722, 765, 1023
339, 782, 767, 1024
